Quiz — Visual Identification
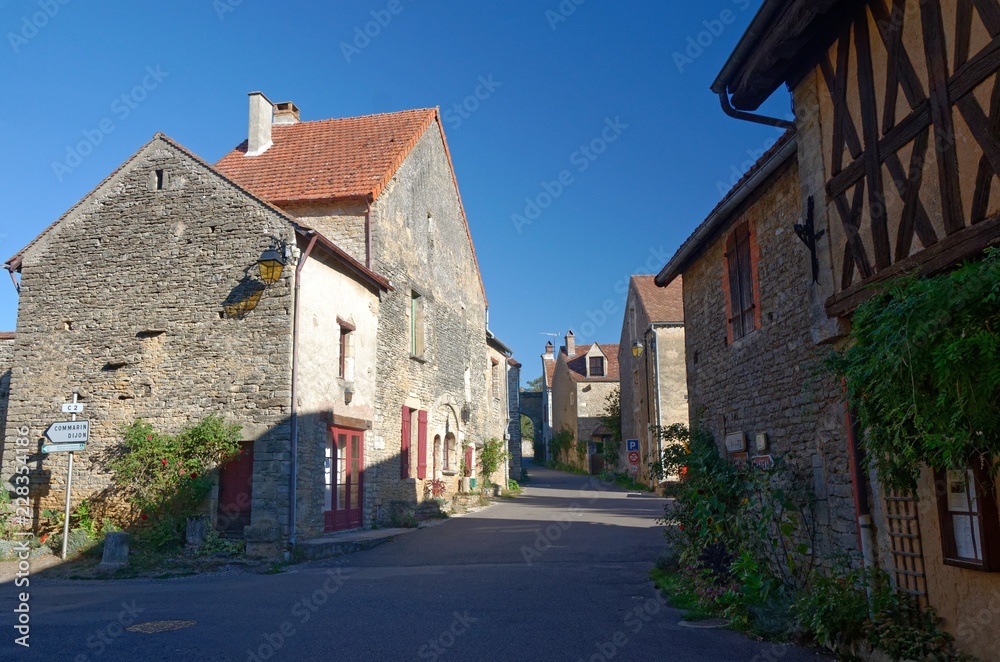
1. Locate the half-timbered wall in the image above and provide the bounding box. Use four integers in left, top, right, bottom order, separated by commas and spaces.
806, 0, 1000, 316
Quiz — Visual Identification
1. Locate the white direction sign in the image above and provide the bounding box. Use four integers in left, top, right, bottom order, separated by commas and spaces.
62, 402, 85, 414
45, 420, 89, 443
43, 443, 86, 453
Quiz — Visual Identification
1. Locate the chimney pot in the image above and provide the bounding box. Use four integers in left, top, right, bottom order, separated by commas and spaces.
544, 341, 554, 360
565, 330, 576, 356
273, 101, 300, 125
247, 91, 273, 156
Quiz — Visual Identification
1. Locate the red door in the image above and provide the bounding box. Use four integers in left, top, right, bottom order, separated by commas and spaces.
325, 427, 364, 532
217, 441, 253, 534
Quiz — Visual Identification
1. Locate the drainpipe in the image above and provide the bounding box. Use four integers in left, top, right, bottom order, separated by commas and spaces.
717, 91, 796, 131
844, 382, 875, 576
288, 232, 319, 548
649, 328, 662, 474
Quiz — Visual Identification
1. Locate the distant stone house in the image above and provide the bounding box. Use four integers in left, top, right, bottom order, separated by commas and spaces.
505, 358, 522, 481
549, 331, 620, 474
2, 93, 494, 554
661, 1, 1000, 657
617, 276, 687, 487
484, 331, 514, 489
539, 341, 557, 461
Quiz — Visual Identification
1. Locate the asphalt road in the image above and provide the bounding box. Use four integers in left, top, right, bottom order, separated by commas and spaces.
1, 463, 829, 661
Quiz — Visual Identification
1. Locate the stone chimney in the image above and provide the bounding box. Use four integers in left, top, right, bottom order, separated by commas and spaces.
247, 91, 273, 156
565, 330, 575, 356
543, 341, 554, 360
273, 101, 300, 125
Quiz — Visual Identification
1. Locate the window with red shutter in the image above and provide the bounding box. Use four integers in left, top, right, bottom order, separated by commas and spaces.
401, 407, 411, 479
725, 222, 757, 342
417, 410, 428, 480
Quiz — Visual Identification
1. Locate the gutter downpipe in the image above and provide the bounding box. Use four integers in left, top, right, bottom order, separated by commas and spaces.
289, 232, 319, 549
718, 91, 796, 131
655, 137, 798, 286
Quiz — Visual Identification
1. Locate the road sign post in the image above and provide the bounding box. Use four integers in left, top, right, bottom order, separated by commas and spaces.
51, 392, 87, 560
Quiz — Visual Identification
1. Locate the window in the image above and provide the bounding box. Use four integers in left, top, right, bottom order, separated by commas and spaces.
724, 222, 758, 342
935, 462, 1000, 571
444, 433, 457, 471
155, 169, 165, 190
589, 357, 605, 377
410, 290, 425, 356
338, 320, 355, 379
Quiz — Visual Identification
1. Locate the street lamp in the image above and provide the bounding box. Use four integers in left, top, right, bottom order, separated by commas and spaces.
258, 248, 286, 285
631, 340, 643, 358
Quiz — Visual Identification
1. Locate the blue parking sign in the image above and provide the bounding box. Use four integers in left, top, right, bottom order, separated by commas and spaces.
626, 439, 640, 452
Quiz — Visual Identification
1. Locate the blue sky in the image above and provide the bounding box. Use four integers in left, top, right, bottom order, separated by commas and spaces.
0, 0, 789, 383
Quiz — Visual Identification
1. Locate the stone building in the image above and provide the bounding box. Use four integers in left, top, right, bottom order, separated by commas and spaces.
539, 341, 557, 461
484, 332, 514, 489
1, 132, 389, 555
661, 1, 1000, 656
216, 94, 494, 527
505, 358, 522, 481
0, 333, 13, 447
657, 134, 859, 562
3, 93, 495, 555
549, 331, 620, 474
617, 276, 687, 488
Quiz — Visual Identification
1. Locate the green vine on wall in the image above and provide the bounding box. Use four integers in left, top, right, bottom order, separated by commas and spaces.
828, 248, 1000, 489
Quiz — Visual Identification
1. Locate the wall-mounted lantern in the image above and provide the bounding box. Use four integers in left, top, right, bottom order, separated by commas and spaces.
344, 384, 354, 405
257, 247, 286, 285
631, 340, 644, 358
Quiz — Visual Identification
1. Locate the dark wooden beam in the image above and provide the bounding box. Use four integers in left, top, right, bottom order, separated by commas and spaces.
826, 211, 1000, 317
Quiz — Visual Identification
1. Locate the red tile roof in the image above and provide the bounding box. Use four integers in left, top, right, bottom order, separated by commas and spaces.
543, 357, 556, 388
215, 106, 487, 304
0, 332, 14, 340
215, 108, 438, 205
632, 275, 684, 323
564, 343, 620, 382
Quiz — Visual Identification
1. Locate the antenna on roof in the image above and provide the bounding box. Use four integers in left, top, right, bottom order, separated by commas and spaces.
539, 332, 559, 337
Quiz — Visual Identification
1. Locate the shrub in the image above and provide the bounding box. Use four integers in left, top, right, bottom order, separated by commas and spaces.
479, 438, 510, 487
109, 416, 242, 549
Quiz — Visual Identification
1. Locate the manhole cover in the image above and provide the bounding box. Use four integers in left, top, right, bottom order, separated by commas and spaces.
126, 620, 196, 634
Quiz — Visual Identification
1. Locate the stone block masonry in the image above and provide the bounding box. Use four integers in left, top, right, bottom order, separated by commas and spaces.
682, 158, 859, 563
1, 136, 297, 532
0, 335, 14, 452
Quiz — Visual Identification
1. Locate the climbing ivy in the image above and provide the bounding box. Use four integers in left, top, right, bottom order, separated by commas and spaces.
828, 248, 1000, 489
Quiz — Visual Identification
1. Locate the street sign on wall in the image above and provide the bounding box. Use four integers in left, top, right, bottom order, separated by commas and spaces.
627, 451, 640, 464
45, 420, 89, 443
628, 464, 639, 474
626, 439, 640, 452
61, 403, 86, 414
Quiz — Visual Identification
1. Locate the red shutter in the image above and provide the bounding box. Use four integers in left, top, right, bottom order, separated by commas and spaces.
417, 410, 428, 480
464, 445, 473, 477
401, 407, 411, 480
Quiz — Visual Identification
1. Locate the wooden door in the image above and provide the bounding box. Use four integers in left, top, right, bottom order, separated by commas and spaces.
217, 441, 253, 534
325, 427, 364, 532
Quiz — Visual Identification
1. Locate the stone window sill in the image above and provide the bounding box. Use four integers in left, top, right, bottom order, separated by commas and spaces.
409, 354, 428, 364
442, 470, 458, 477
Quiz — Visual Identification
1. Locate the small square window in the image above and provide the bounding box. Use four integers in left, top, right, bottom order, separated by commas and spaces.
936, 462, 1000, 572
589, 357, 605, 377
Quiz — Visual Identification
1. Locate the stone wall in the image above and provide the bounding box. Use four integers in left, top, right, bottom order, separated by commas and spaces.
1, 137, 297, 535
682, 158, 859, 562
366, 121, 489, 520
0, 335, 13, 455
506, 362, 522, 480
283, 200, 368, 266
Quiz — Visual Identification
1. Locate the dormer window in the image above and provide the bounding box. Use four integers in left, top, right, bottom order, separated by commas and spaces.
589, 357, 605, 377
